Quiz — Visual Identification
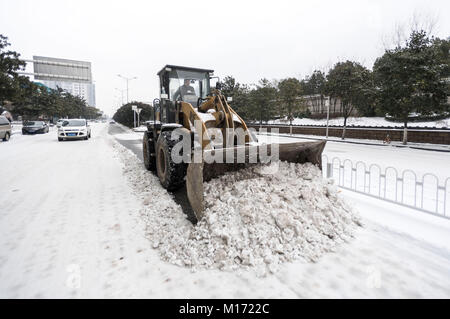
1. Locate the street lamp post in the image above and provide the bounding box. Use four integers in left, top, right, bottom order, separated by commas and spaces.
131, 105, 137, 128
117, 74, 137, 104
115, 88, 125, 105
326, 98, 330, 139
136, 108, 142, 127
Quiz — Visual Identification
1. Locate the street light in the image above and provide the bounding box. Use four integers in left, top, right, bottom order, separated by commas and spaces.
114, 88, 125, 105
326, 97, 330, 139
136, 108, 142, 127
117, 74, 137, 104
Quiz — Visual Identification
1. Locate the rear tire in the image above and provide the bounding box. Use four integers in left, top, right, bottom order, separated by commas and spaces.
58, 137, 63, 141
156, 131, 186, 190
3, 132, 10, 141
143, 131, 156, 172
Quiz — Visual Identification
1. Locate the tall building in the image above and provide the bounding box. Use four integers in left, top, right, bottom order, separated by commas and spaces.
25, 56, 96, 107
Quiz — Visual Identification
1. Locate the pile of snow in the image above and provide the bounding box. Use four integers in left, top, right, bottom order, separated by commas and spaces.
268, 116, 450, 128
112, 140, 362, 275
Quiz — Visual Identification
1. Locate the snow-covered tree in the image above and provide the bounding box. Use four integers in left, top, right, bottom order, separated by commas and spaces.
374, 30, 449, 144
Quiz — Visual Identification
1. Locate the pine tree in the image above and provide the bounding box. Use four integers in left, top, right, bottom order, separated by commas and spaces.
278, 78, 303, 126
326, 61, 372, 139
374, 31, 449, 144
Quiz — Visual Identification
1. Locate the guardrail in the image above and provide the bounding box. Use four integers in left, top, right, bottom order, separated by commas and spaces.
250, 123, 450, 131
249, 124, 450, 145
322, 155, 450, 219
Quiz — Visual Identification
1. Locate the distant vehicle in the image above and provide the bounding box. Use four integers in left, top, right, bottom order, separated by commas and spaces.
56, 119, 65, 128
22, 121, 49, 134
0, 116, 12, 142
109, 120, 116, 124
58, 119, 91, 141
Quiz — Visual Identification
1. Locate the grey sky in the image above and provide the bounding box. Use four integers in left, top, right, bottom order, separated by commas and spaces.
1, 0, 449, 116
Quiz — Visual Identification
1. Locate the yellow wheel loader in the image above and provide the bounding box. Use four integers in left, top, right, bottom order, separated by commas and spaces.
143, 65, 326, 221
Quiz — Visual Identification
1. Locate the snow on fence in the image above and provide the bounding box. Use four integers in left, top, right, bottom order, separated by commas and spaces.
322, 155, 450, 219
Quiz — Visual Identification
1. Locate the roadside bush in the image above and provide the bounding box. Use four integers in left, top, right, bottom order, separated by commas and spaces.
113, 102, 153, 128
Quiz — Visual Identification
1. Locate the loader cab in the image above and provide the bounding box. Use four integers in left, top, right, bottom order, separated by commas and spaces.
157, 65, 214, 124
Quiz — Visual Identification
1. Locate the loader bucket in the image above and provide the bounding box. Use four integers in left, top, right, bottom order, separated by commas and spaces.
186, 140, 326, 221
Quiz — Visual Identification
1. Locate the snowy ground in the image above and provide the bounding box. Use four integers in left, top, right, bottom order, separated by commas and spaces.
0, 123, 449, 298
10, 123, 23, 135
258, 133, 450, 216
268, 116, 450, 128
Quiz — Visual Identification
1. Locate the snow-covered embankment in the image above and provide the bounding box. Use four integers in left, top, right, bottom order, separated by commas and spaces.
112, 141, 361, 276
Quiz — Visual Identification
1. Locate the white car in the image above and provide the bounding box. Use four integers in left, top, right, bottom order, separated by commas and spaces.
58, 119, 91, 141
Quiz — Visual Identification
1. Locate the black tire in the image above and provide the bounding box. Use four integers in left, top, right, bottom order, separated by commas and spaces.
143, 131, 156, 172
58, 137, 63, 141
3, 132, 10, 141
155, 131, 187, 190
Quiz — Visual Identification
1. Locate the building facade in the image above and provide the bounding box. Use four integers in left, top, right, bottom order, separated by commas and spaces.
25, 56, 96, 107
301, 94, 357, 117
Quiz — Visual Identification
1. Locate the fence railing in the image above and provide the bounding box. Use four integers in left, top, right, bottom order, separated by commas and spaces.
322, 155, 450, 219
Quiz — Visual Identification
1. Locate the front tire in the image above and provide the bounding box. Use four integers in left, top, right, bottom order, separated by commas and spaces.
143, 131, 156, 172
3, 132, 10, 141
58, 137, 63, 142
155, 131, 186, 190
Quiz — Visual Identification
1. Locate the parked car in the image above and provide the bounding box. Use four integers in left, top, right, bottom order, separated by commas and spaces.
0, 116, 11, 142
58, 119, 91, 141
22, 121, 49, 134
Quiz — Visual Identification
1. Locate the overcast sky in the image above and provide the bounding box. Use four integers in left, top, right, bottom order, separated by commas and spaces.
1, 0, 449, 116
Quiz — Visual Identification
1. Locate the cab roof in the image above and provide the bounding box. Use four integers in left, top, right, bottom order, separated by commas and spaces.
157, 65, 214, 76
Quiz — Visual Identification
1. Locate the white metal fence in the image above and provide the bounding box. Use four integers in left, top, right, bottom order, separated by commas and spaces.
322, 155, 450, 219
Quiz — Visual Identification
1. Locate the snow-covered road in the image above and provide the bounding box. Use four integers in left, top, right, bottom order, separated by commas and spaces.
0, 123, 449, 298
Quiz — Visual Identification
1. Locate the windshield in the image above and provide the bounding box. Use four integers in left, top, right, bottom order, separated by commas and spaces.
168, 70, 210, 106
62, 120, 86, 127
25, 121, 44, 126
